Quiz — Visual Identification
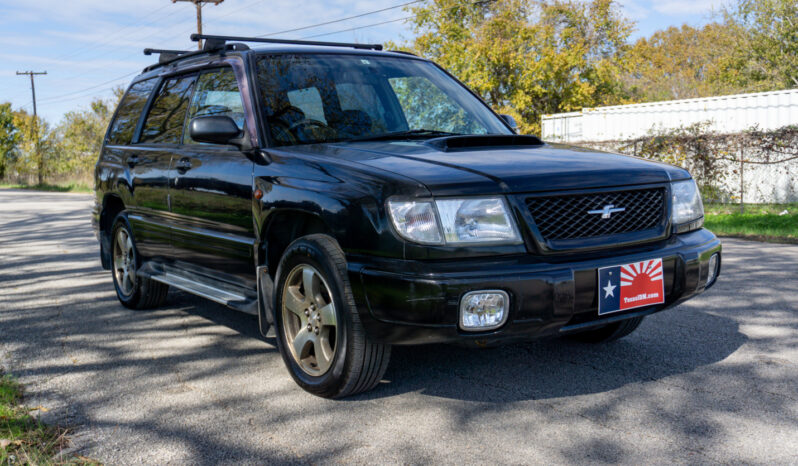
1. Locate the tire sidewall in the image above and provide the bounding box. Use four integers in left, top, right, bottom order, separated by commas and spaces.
273, 237, 352, 394
110, 213, 143, 307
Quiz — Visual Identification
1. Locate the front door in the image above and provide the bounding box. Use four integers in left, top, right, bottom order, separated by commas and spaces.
168, 66, 256, 287
126, 74, 198, 260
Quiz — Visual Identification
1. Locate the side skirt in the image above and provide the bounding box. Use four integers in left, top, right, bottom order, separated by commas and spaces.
138, 261, 258, 315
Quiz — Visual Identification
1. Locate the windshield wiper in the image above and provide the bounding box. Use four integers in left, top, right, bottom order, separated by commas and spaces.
349, 129, 462, 142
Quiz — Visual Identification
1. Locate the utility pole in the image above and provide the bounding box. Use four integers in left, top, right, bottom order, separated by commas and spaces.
16, 70, 47, 185
172, 0, 224, 50
16, 71, 47, 119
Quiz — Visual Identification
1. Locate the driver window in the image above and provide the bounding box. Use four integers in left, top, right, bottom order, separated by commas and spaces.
184, 67, 246, 144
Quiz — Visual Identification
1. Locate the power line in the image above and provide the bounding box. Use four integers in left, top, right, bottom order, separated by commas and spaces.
258, 1, 423, 38
52, 4, 177, 62
300, 0, 494, 40
29, 0, 461, 107
36, 71, 138, 104
301, 16, 413, 39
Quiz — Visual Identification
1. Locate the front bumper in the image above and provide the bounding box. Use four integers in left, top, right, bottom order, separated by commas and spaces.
348, 229, 721, 345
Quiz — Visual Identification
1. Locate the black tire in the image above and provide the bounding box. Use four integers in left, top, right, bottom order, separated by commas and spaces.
566, 316, 645, 343
110, 213, 169, 310
273, 234, 391, 398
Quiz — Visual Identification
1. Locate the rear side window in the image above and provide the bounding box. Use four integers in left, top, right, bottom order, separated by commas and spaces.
107, 79, 156, 145
184, 67, 246, 144
140, 74, 197, 144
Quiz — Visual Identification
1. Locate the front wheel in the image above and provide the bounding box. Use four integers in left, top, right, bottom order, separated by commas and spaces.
273, 234, 391, 398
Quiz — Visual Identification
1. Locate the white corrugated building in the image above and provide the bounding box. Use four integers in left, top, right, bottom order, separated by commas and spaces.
541, 89, 798, 202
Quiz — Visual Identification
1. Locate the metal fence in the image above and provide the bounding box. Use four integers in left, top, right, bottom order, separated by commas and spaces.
542, 88, 798, 143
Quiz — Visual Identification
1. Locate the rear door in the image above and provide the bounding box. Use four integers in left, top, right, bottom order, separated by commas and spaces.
168, 66, 256, 287
128, 73, 197, 260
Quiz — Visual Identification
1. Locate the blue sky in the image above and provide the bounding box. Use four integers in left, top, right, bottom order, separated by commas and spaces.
0, 0, 725, 125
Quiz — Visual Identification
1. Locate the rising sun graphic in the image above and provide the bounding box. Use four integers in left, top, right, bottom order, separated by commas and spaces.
620, 259, 663, 286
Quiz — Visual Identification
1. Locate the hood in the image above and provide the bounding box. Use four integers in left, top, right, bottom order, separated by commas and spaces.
280, 137, 691, 196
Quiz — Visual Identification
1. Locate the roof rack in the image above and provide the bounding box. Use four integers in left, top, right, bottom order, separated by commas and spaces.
143, 48, 189, 64
190, 33, 383, 51
141, 42, 249, 73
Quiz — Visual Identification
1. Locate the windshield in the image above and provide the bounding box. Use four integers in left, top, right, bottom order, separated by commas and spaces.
255, 53, 512, 146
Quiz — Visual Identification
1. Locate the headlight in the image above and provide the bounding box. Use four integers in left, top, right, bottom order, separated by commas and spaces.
387, 197, 521, 245
671, 179, 704, 233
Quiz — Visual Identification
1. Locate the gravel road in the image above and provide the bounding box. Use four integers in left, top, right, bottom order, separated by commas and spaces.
1, 189, 797, 464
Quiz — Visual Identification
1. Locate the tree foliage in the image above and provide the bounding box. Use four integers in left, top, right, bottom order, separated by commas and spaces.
725, 0, 798, 90
623, 24, 745, 102
401, 0, 633, 134
55, 99, 113, 176
0, 103, 19, 179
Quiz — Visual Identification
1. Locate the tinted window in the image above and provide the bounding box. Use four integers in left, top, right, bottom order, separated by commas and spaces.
107, 79, 156, 145
140, 74, 196, 144
184, 67, 246, 144
256, 54, 510, 146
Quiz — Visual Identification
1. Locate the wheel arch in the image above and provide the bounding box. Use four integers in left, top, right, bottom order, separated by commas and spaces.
260, 209, 334, 279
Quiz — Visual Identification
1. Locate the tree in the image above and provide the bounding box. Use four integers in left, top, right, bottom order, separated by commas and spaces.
11, 110, 56, 185
724, 0, 798, 91
401, 0, 633, 134
0, 103, 19, 180
56, 98, 113, 177
623, 23, 745, 102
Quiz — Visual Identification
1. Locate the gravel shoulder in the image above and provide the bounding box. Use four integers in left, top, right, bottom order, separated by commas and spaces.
1, 189, 797, 464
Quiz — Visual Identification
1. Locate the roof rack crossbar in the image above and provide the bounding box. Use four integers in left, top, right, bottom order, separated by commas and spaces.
143, 48, 189, 56
190, 33, 383, 51
143, 48, 191, 64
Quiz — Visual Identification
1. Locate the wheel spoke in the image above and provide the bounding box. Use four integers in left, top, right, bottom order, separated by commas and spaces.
315, 331, 335, 373
292, 328, 314, 359
116, 231, 127, 253
284, 287, 307, 319
302, 267, 321, 304
318, 303, 336, 327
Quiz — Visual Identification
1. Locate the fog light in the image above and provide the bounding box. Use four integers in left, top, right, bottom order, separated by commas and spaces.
707, 253, 720, 287
459, 290, 509, 331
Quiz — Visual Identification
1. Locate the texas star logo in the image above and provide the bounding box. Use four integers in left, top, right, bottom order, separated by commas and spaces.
598, 259, 665, 315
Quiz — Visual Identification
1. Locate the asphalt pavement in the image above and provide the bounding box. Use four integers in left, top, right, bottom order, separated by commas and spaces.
1, 189, 797, 464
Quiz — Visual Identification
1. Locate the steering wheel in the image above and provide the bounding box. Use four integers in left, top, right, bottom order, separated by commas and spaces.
288, 118, 329, 133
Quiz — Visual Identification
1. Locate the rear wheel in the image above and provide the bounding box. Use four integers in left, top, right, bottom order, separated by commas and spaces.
566, 316, 645, 343
273, 234, 391, 398
110, 213, 169, 310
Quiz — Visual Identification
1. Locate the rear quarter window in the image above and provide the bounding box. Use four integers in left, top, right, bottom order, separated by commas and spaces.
106, 79, 157, 145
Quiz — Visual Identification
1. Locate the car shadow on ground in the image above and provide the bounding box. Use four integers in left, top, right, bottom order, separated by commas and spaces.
3, 193, 796, 463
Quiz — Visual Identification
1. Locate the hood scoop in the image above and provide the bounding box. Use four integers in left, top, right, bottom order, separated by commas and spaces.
424, 134, 544, 152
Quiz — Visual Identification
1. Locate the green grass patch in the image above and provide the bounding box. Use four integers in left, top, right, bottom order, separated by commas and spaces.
0, 182, 92, 193
704, 203, 798, 243
0, 371, 96, 465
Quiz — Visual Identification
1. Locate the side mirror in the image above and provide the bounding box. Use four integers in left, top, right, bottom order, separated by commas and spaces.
499, 114, 518, 131
189, 115, 242, 146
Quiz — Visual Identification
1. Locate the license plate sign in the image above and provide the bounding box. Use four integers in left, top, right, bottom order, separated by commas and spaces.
597, 259, 665, 315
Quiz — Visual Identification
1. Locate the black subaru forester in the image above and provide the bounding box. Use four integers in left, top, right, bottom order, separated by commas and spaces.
93, 34, 721, 398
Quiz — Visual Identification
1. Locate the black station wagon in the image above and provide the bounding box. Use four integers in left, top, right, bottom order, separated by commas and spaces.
93, 34, 722, 398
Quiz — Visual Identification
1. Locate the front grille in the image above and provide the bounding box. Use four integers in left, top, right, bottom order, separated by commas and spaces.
526, 188, 665, 241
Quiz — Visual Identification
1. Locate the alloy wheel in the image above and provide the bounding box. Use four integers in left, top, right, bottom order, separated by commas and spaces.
113, 227, 136, 297
281, 264, 338, 376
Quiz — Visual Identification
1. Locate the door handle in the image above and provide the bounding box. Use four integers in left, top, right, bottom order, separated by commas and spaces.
175, 158, 192, 172
127, 155, 140, 167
